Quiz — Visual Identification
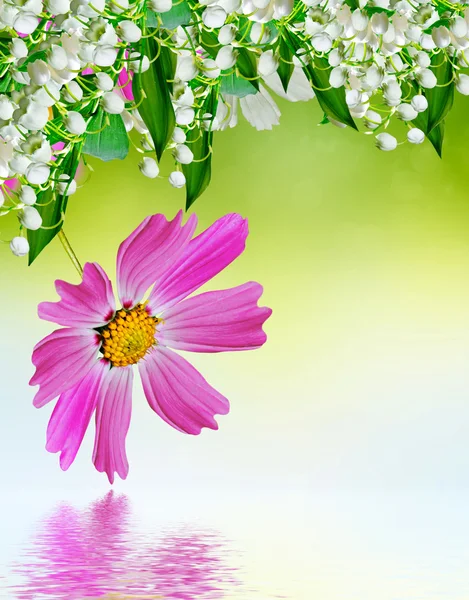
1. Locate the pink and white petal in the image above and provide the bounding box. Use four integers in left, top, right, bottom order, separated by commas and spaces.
93, 365, 133, 484
38, 262, 116, 328
157, 282, 272, 353
46, 359, 110, 471
138, 346, 229, 435
30, 328, 101, 408
116, 211, 198, 310
147, 213, 248, 315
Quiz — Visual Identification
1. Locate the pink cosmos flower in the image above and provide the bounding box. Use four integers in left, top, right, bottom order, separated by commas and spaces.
30, 212, 271, 483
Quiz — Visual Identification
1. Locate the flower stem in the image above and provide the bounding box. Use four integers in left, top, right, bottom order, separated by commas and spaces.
58, 229, 83, 278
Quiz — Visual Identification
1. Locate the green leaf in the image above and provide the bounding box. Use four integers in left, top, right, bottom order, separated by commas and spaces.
83, 109, 129, 162
28, 143, 82, 265
318, 113, 330, 125
427, 121, 445, 157
182, 89, 218, 209
426, 53, 454, 133
133, 37, 176, 161
364, 6, 394, 16
277, 37, 294, 93
343, 0, 359, 9
201, 30, 221, 59
0, 72, 11, 93
236, 48, 259, 92
158, 0, 191, 29
286, 31, 356, 129
220, 71, 257, 97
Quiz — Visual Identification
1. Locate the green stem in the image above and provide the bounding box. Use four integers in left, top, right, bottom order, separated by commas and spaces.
58, 229, 83, 278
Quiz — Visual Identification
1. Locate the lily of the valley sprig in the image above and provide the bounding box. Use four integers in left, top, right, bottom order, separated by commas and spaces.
30, 211, 272, 483
1, 0, 468, 262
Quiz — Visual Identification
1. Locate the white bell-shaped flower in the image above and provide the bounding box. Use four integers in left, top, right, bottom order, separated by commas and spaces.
49, 45, 68, 70
172, 127, 186, 143
101, 92, 125, 114
62, 81, 83, 103
375, 132, 397, 151
456, 73, 469, 95
13, 12, 39, 34
117, 20, 142, 43
18, 101, 49, 131
10, 236, 30, 257
169, 171, 186, 188
65, 111, 87, 135
175, 106, 195, 126
431, 25, 450, 48
176, 56, 198, 82
311, 32, 332, 52
173, 144, 194, 164
202, 6, 227, 28
139, 157, 160, 178
371, 12, 388, 34
27, 60, 50, 86
407, 128, 425, 144
96, 72, 114, 91
396, 103, 418, 121
26, 163, 50, 184
56, 174, 77, 195
149, 0, 172, 11
329, 66, 347, 88
46, 0, 70, 13
129, 52, 150, 73
20, 185, 37, 205
10, 38, 28, 59
93, 46, 118, 68
216, 45, 238, 70
416, 68, 437, 89
364, 109, 382, 130
202, 58, 221, 79
258, 50, 279, 77
411, 94, 428, 112
218, 24, 237, 45
20, 206, 42, 230
0, 96, 14, 121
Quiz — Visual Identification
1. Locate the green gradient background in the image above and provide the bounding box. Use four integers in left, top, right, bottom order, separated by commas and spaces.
2, 93, 469, 597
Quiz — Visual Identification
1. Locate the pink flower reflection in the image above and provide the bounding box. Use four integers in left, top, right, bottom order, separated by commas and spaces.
10, 492, 240, 599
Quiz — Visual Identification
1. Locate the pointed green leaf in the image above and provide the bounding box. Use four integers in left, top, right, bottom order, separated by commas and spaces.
236, 48, 259, 92
28, 143, 82, 265
182, 89, 218, 209
158, 0, 191, 29
133, 38, 176, 161
277, 37, 294, 93
425, 53, 454, 133
220, 71, 257, 97
0, 72, 11, 93
427, 121, 445, 157
83, 109, 129, 162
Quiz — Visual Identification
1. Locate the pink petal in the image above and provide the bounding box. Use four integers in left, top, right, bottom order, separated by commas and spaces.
116, 211, 198, 310
30, 328, 101, 408
46, 359, 109, 471
138, 346, 229, 435
157, 282, 272, 352
118, 66, 134, 101
38, 263, 116, 328
93, 365, 133, 484
147, 213, 248, 315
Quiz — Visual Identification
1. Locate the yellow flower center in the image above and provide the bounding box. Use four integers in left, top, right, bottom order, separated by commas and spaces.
100, 304, 159, 368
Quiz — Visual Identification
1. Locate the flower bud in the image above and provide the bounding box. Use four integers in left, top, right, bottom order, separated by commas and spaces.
20, 206, 42, 230
149, 0, 172, 11
176, 56, 198, 82
375, 132, 397, 151
397, 103, 418, 121
13, 12, 39, 34
364, 109, 382, 130
216, 45, 238, 70
116, 20, 142, 43
258, 50, 278, 77
57, 174, 77, 196
10, 38, 28, 59
172, 127, 186, 143
49, 45, 68, 70
218, 23, 236, 45
139, 156, 160, 178
169, 171, 186, 188
27, 60, 50, 86
328, 48, 342, 67
20, 185, 36, 205
329, 66, 347, 88
63, 81, 83, 103
416, 68, 437, 89
65, 111, 87, 135
431, 25, 450, 48
311, 32, 332, 52
411, 94, 428, 112
407, 128, 425, 144
202, 6, 226, 28
26, 163, 50, 185
96, 72, 114, 91
101, 92, 125, 114
10, 236, 29, 257
456, 73, 469, 95
415, 51, 430, 68
173, 144, 194, 165
371, 12, 388, 34
175, 106, 195, 126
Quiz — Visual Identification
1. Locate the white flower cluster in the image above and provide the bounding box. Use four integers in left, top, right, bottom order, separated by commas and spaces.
0, 0, 467, 259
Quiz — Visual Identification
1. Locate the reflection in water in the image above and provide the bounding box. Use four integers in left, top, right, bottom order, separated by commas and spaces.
9, 492, 241, 600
